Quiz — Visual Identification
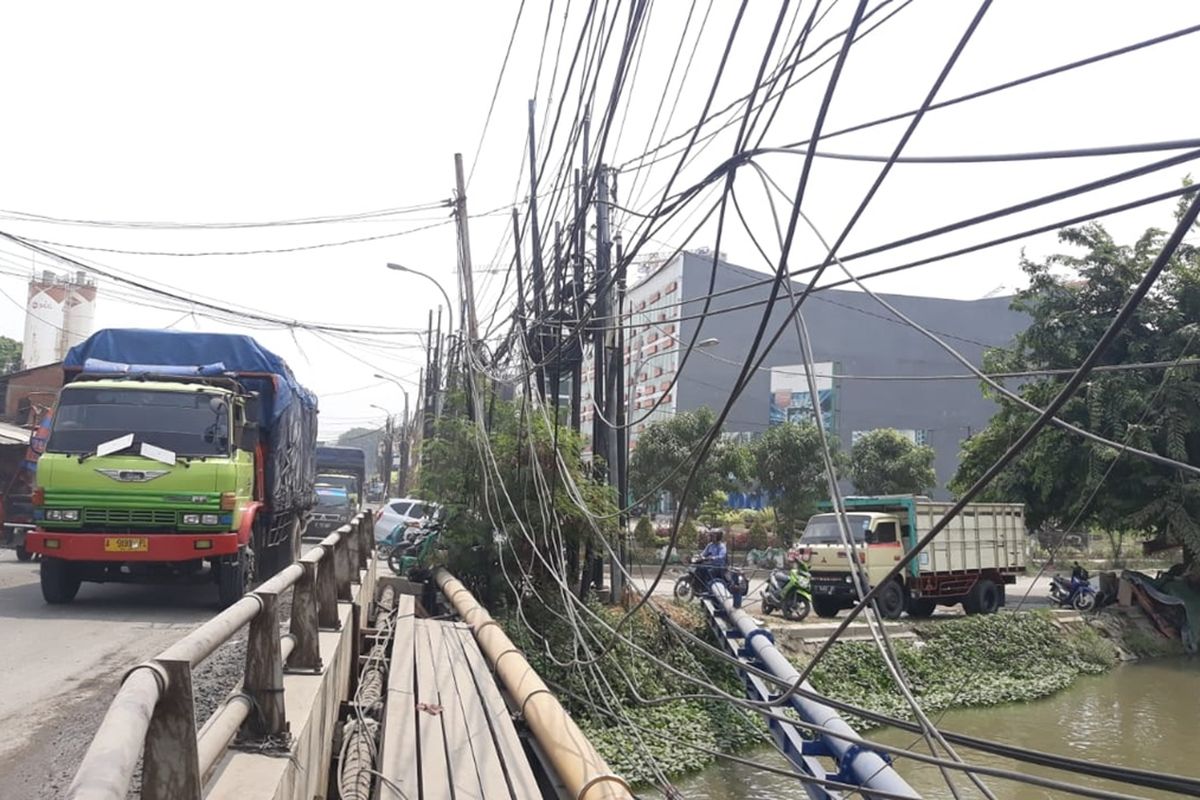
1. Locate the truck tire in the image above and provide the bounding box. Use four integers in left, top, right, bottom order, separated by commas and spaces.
41, 558, 81, 604
217, 548, 250, 608
15, 544, 32, 562
966, 578, 1001, 615
906, 597, 936, 618
876, 580, 906, 620
813, 596, 841, 618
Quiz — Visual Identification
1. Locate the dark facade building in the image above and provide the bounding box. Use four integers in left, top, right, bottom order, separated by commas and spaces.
581, 252, 1027, 499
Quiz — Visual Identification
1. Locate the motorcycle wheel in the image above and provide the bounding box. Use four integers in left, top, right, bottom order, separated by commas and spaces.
1073, 591, 1096, 612
790, 597, 811, 622
673, 576, 694, 602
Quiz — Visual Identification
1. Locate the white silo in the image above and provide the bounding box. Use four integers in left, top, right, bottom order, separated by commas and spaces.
62, 271, 97, 353
21, 271, 67, 369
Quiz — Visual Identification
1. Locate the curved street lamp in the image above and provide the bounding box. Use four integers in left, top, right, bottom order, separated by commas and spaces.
385, 262, 453, 339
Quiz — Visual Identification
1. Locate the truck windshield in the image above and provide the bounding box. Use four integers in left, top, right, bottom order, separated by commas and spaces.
317, 475, 356, 495
316, 488, 350, 509
47, 387, 231, 458
800, 514, 872, 544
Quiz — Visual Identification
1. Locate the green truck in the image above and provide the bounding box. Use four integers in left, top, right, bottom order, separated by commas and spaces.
799, 495, 1026, 619
26, 329, 318, 607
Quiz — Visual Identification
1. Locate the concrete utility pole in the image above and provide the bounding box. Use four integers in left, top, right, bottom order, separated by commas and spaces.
594, 164, 617, 599
527, 100, 547, 399
453, 153, 480, 348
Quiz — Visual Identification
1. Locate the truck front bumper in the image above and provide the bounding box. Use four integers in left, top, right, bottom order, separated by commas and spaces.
2, 523, 32, 549
811, 573, 861, 601
26, 530, 239, 561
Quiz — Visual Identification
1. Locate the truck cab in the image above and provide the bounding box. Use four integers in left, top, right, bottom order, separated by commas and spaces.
800, 511, 905, 612
28, 376, 261, 605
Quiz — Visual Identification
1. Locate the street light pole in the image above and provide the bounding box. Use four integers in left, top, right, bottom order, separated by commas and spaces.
375, 374, 411, 495
369, 404, 394, 498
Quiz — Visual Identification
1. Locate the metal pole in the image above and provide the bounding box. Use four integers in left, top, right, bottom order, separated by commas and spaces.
570, 168, 584, 433
710, 583, 918, 798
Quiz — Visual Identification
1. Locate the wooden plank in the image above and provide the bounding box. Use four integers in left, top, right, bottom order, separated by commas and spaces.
428, 622, 492, 800
452, 626, 543, 798
414, 619, 452, 797
379, 594, 418, 800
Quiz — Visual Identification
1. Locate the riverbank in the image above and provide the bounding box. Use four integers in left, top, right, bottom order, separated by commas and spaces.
803, 611, 1119, 729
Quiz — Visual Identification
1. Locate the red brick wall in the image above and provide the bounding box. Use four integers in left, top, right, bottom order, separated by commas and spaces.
3, 363, 63, 421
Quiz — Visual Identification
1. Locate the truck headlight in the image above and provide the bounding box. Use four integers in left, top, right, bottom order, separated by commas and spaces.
843, 575, 852, 583
46, 510, 62, 520
61, 509, 80, 521
201, 514, 220, 525
183, 514, 201, 525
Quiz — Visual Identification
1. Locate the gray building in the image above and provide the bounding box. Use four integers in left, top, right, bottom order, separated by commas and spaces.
580, 251, 1027, 499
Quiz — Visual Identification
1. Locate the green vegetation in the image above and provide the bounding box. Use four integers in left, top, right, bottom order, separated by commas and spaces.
633, 516, 656, 556
415, 389, 619, 602
849, 428, 937, 496
808, 613, 1117, 727
503, 600, 763, 785
952, 201, 1200, 575
629, 407, 748, 521
0, 336, 21, 373
750, 421, 838, 541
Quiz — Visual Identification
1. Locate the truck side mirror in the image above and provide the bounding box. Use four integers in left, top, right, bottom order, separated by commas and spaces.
239, 422, 260, 452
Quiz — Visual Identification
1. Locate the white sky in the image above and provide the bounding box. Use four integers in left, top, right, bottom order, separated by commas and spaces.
0, 1, 1195, 439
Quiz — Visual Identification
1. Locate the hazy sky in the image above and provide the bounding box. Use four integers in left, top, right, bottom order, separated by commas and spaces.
0, 1, 1195, 438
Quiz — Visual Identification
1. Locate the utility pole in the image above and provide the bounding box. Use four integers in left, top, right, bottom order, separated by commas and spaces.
613, 229, 629, 604
453, 153, 481, 347
399, 391, 410, 495
570, 167, 584, 433
596, 164, 624, 603
527, 101, 547, 400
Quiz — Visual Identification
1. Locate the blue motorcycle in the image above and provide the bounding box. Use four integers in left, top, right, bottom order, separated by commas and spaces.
1050, 562, 1097, 611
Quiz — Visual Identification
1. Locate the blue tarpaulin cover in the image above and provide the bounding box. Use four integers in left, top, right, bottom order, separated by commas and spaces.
64, 329, 319, 517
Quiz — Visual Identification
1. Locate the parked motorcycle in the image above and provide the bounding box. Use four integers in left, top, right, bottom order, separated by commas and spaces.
673, 556, 747, 602
1049, 562, 1097, 612
762, 561, 812, 621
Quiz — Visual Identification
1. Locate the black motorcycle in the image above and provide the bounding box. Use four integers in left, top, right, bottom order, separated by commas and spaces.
673, 556, 747, 602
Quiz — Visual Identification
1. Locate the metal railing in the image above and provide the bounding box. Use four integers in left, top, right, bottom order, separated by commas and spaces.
68, 512, 375, 800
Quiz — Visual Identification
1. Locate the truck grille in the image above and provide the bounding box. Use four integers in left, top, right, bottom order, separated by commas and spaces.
82, 509, 177, 526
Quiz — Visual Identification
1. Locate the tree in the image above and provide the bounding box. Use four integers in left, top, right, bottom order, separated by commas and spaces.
850, 428, 936, 496
0, 336, 22, 373
629, 407, 749, 520
951, 202, 1200, 574
750, 421, 839, 541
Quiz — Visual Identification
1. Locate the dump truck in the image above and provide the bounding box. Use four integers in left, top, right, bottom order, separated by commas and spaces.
798, 495, 1025, 619
25, 329, 318, 607
315, 445, 366, 510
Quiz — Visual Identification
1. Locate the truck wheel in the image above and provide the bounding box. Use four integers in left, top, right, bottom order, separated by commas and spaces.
41, 558, 81, 604
967, 578, 1001, 615
15, 544, 33, 562
217, 548, 250, 608
812, 596, 840, 618
876, 580, 906, 620
906, 597, 936, 618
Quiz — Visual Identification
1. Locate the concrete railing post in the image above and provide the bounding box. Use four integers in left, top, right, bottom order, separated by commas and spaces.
346, 523, 362, 583
334, 529, 353, 601
317, 542, 341, 630
142, 659, 202, 800
286, 561, 322, 671
357, 513, 371, 570
242, 591, 287, 737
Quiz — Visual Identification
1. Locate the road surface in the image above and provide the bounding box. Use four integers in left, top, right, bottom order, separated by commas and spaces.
0, 551, 223, 800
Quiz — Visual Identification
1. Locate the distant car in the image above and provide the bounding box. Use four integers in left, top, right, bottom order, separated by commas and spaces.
374, 497, 437, 542
316, 473, 360, 509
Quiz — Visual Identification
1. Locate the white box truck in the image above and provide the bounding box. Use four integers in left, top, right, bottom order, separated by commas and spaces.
797, 495, 1026, 619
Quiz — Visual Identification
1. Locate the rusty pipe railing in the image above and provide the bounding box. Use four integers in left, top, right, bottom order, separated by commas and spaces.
69, 511, 375, 800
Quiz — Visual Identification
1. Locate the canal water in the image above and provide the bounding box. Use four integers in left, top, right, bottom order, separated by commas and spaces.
674, 658, 1199, 799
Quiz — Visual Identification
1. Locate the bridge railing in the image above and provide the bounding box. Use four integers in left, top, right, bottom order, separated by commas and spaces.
68, 512, 375, 800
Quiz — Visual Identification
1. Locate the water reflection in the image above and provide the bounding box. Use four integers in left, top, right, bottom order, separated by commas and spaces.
673, 659, 1200, 800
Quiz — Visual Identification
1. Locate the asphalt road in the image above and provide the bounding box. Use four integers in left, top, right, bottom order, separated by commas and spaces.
0, 550, 223, 799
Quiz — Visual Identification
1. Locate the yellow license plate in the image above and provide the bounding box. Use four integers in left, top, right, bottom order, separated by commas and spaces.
104, 537, 149, 553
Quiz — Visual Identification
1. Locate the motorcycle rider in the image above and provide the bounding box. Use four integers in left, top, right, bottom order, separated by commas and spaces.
697, 528, 728, 588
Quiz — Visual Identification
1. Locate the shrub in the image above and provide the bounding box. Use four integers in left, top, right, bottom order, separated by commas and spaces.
746, 519, 769, 551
